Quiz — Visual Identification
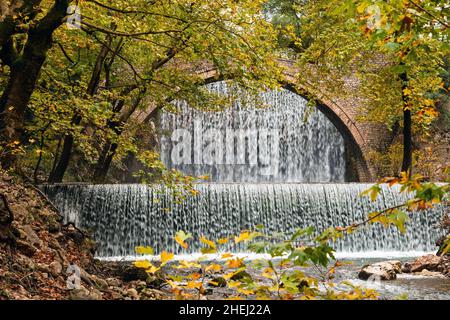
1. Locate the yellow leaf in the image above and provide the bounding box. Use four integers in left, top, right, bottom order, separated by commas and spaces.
227, 258, 244, 269
221, 253, 234, 259
200, 236, 216, 249
173, 260, 201, 269
187, 281, 202, 289
205, 264, 222, 272
234, 231, 250, 243
189, 273, 202, 280
237, 288, 254, 295
135, 246, 154, 255
146, 265, 161, 274
161, 251, 174, 265
227, 280, 242, 288
134, 260, 152, 269
218, 238, 229, 244
175, 230, 192, 249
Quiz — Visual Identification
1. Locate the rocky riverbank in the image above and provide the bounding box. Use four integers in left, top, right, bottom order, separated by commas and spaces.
358, 254, 450, 281
0, 172, 171, 300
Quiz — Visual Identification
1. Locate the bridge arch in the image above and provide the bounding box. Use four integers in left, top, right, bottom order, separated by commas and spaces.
191, 60, 375, 182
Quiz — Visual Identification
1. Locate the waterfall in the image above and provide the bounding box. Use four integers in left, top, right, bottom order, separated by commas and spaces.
42, 184, 444, 258
160, 82, 347, 183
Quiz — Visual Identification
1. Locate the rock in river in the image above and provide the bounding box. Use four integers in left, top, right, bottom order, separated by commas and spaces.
358, 260, 401, 281
402, 254, 441, 273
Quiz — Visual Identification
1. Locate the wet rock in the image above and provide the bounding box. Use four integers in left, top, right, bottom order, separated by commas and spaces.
79, 268, 95, 287
407, 254, 441, 273
358, 261, 399, 281
203, 288, 214, 295
49, 261, 63, 277
384, 260, 402, 273
16, 239, 37, 257
401, 263, 412, 273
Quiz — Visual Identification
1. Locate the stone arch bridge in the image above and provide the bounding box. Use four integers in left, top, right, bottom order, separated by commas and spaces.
147, 59, 393, 182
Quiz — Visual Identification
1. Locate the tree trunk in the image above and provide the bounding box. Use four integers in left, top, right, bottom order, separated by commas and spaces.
48, 115, 81, 183
47, 39, 112, 183
401, 108, 413, 175
0, 0, 70, 169
92, 89, 143, 183
399, 70, 412, 176
92, 142, 118, 183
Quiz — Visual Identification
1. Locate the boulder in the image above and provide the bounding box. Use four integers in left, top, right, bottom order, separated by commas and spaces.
384, 260, 402, 273
405, 254, 441, 273
358, 261, 400, 281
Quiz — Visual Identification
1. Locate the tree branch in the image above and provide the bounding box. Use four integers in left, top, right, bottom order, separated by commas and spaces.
409, 0, 449, 29
81, 20, 184, 37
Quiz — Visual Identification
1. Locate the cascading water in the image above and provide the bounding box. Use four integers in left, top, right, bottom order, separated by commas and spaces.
42, 184, 444, 258
160, 82, 347, 183
41, 84, 445, 262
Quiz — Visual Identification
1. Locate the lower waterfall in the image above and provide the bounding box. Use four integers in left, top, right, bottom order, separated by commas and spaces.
42, 183, 444, 259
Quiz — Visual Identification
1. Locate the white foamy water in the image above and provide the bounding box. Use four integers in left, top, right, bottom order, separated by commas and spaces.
42, 183, 444, 258
160, 82, 347, 183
